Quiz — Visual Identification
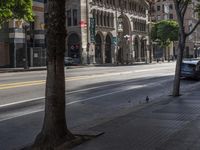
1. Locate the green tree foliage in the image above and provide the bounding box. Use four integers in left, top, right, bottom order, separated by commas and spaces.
151, 20, 179, 47
0, 0, 33, 25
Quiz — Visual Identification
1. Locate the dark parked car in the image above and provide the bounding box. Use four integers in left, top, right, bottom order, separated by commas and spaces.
181, 59, 200, 80
64, 57, 74, 66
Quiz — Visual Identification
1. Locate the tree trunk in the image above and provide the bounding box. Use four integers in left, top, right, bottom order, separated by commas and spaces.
32, 0, 75, 149
172, 31, 186, 96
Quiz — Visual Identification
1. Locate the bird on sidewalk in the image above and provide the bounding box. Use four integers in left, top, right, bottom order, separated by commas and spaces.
146, 96, 149, 103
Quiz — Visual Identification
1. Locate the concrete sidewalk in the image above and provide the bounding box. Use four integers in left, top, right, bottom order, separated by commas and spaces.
72, 84, 200, 150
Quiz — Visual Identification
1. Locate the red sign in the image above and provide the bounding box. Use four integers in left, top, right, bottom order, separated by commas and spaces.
79, 20, 87, 28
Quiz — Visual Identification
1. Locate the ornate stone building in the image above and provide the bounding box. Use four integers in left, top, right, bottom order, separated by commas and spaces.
0, 0, 45, 67
66, 0, 150, 64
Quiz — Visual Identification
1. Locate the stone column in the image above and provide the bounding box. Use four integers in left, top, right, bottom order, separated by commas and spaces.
101, 41, 106, 64
138, 38, 142, 62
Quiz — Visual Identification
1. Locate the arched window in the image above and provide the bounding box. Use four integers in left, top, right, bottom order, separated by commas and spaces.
107, 13, 110, 27
104, 13, 107, 26
100, 11, 103, 26
97, 11, 99, 26
113, 0, 115, 7
111, 13, 114, 27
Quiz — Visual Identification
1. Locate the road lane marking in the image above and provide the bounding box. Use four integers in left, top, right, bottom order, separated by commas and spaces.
0, 80, 45, 87
0, 77, 174, 122
66, 85, 145, 105
0, 71, 133, 90
0, 74, 172, 107
0, 97, 45, 108
0, 82, 46, 90
0, 84, 146, 122
0, 67, 173, 90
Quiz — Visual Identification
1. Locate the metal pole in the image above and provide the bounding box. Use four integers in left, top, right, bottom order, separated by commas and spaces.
24, 26, 29, 69
115, 10, 118, 64
86, 0, 90, 64
148, 1, 153, 63
14, 41, 16, 68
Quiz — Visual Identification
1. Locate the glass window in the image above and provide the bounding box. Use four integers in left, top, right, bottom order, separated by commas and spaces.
73, 9, 78, 26
67, 10, 72, 26
157, 5, 160, 11
169, 4, 173, 9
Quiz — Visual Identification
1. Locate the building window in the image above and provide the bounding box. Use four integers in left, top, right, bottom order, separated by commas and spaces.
100, 12, 103, 26
169, 14, 173, 19
107, 15, 110, 27
169, 4, 173, 9
104, 14, 107, 26
157, 5, 160, 11
67, 10, 72, 26
73, 9, 78, 26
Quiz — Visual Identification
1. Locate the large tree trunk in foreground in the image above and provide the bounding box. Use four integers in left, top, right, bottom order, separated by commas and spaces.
32, 0, 75, 149
172, 30, 186, 96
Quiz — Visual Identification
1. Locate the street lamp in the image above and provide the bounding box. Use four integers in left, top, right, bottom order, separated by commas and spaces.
124, 34, 130, 64
116, 15, 123, 64
22, 22, 30, 69
143, 38, 148, 64
146, 0, 155, 63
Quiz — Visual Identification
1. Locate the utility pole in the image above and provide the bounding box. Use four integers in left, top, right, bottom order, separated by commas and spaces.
115, 10, 118, 64
146, 0, 154, 63
86, 0, 90, 64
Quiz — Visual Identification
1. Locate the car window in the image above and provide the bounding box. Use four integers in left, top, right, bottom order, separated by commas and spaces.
181, 63, 196, 72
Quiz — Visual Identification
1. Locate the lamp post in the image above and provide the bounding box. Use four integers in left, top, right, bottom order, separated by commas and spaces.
116, 15, 123, 64
143, 38, 148, 64
22, 22, 30, 69
124, 34, 130, 64
15, 20, 23, 68
146, 0, 155, 63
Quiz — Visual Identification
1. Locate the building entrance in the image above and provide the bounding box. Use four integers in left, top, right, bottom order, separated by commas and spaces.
68, 33, 80, 64
95, 34, 102, 64
105, 35, 112, 63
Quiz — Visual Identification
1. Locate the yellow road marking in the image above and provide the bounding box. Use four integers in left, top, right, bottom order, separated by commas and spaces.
0, 82, 46, 90
0, 71, 133, 90
0, 80, 45, 87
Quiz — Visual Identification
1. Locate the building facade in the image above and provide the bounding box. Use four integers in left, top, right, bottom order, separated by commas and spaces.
0, 0, 45, 68
66, 0, 150, 64
151, 0, 200, 59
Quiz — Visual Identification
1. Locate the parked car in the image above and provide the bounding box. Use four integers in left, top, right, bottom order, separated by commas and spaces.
181, 59, 200, 80
64, 57, 74, 66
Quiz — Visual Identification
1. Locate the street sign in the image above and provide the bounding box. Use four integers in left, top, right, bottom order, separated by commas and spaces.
79, 20, 87, 28
112, 37, 117, 45
90, 18, 96, 43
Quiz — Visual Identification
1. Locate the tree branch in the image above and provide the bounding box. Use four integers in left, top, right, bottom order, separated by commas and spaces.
186, 20, 200, 37
181, 1, 190, 19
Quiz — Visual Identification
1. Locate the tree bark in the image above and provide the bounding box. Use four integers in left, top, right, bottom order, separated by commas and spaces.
32, 0, 75, 149
172, 29, 186, 96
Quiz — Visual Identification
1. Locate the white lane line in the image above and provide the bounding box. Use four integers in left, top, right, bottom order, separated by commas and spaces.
67, 73, 174, 94
0, 77, 174, 122
0, 85, 146, 122
134, 67, 167, 73
0, 97, 45, 108
66, 78, 142, 94
0, 73, 174, 108
0, 109, 44, 122
66, 85, 145, 105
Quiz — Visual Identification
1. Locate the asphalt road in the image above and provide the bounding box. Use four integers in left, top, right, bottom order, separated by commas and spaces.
0, 62, 199, 149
